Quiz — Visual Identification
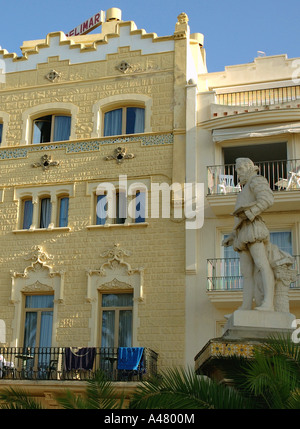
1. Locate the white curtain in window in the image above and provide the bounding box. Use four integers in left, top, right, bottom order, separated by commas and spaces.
223, 235, 241, 290
101, 310, 115, 348
23, 200, 33, 229
40, 198, 52, 228
132, 108, 145, 133
24, 312, 37, 348
104, 109, 122, 136
39, 311, 53, 348
59, 197, 69, 227
53, 116, 71, 141
270, 231, 292, 254
119, 310, 132, 347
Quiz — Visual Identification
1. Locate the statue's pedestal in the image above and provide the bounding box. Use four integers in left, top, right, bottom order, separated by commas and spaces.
223, 309, 296, 339
194, 310, 296, 381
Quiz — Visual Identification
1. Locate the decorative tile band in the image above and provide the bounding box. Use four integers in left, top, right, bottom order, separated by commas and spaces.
0, 133, 173, 161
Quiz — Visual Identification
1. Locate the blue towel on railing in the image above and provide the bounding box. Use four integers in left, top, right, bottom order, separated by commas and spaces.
117, 347, 144, 370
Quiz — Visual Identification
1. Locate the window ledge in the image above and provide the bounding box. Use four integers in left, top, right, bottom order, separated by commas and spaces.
13, 227, 71, 234
86, 222, 149, 230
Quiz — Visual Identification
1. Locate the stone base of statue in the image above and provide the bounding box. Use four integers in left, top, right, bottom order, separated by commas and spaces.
223, 309, 296, 340
194, 310, 296, 381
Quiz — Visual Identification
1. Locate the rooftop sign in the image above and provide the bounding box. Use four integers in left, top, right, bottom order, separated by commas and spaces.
66, 11, 105, 37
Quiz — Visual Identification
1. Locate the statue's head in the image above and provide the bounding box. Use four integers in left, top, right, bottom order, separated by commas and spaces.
235, 157, 259, 185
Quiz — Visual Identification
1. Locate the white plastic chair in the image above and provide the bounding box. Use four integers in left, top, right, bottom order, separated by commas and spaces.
218, 174, 240, 194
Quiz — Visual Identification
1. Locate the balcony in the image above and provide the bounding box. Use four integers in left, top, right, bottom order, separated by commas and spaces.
207, 159, 300, 214
207, 256, 300, 309
0, 347, 158, 382
215, 85, 300, 108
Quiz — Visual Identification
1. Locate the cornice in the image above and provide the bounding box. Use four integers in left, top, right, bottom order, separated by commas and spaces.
199, 108, 300, 130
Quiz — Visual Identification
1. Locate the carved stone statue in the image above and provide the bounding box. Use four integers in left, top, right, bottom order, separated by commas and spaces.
222, 157, 296, 313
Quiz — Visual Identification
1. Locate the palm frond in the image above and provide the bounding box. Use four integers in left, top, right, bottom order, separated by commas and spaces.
0, 387, 43, 409
130, 366, 252, 409
238, 335, 300, 409
55, 370, 121, 409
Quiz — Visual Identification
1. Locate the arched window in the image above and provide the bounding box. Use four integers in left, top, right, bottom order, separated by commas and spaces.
33, 115, 71, 143
0, 122, 3, 145
104, 107, 145, 136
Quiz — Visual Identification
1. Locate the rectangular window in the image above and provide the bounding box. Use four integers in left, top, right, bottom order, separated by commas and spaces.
40, 197, 52, 228
0, 123, 3, 145
24, 295, 54, 348
59, 197, 69, 227
221, 231, 293, 290
96, 194, 107, 225
33, 115, 71, 144
23, 295, 54, 377
135, 191, 146, 223
23, 199, 33, 229
269, 231, 292, 254
100, 293, 133, 348
116, 191, 126, 224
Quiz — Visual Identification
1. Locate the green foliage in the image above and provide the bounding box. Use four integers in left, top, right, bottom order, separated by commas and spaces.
238, 334, 300, 409
129, 366, 253, 409
0, 336, 298, 409
56, 370, 123, 409
0, 387, 43, 409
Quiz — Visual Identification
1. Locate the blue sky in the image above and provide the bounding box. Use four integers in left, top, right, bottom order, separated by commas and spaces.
0, 0, 300, 72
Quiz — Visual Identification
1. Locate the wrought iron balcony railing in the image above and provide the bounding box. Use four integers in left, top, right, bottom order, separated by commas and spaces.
0, 347, 158, 382
207, 256, 300, 291
207, 159, 300, 195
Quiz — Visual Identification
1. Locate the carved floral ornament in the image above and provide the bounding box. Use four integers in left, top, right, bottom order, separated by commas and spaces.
86, 243, 144, 302
10, 245, 64, 304
105, 147, 135, 164
32, 154, 60, 171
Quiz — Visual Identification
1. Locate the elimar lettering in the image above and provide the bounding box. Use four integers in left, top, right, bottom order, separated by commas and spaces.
65, 11, 104, 37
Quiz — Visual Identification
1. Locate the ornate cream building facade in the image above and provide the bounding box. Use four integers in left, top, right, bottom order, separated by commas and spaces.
188, 53, 300, 367
0, 7, 299, 405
